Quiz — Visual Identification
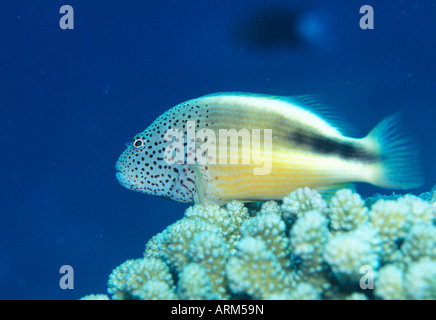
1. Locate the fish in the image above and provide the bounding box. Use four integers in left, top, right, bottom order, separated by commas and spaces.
116, 92, 424, 205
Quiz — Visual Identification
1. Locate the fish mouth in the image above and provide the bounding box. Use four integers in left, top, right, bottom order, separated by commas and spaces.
115, 160, 134, 189
115, 171, 127, 187
115, 170, 141, 192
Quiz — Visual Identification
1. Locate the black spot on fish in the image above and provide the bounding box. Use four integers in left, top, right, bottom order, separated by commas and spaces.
290, 129, 378, 162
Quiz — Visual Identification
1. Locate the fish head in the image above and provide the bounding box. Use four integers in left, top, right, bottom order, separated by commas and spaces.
115, 135, 145, 193
115, 131, 196, 203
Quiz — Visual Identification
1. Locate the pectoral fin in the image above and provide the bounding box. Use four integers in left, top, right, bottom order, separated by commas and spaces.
190, 164, 219, 206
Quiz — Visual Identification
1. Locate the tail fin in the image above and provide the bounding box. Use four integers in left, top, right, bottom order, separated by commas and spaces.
364, 112, 424, 189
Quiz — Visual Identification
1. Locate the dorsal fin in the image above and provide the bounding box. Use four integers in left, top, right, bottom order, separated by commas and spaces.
277, 94, 360, 138
201, 92, 360, 137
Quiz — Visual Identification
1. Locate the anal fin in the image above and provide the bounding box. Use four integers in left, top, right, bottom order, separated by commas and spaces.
318, 183, 355, 202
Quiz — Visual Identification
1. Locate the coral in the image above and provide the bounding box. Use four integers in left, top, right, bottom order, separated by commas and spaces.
82, 186, 436, 300
266, 283, 320, 300
144, 234, 162, 259
289, 210, 329, 274
155, 218, 221, 273
281, 187, 326, 220
106, 259, 135, 300
184, 201, 249, 253
364, 192, 402, 208
397, 195, 435, 226
345, 293, 368, 300
288, 283, 320, 300
328, 189, 368, 231
136, 280, 178, 300
369, 196, 435, 262
177, 263, 217, 299
375, 264, 405, 300
79, 294, 110, 300
188, 230, 229, 298
405, 258, 436, 299
323, 231, 379, 283
375, 258, 436, 300
240, 210, 289, 268
369, 199, 411, 261
107, 257, 176, 300
225, 237, 289, 299
258, 200, 282, 215
401, 223, 436, 265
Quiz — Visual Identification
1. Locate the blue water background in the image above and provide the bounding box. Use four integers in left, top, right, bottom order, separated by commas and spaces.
1, 1, 435, 299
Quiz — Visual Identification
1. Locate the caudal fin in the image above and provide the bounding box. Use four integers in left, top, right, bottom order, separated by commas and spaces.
364, 113, 424, 189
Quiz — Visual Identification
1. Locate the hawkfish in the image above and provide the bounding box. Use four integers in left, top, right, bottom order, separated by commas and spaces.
116, 93, 423, 205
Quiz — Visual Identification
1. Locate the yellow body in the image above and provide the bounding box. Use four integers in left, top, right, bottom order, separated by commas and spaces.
193, 94, 372, 204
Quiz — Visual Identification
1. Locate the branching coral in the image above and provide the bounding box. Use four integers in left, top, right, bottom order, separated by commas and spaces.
83, 185, 436, 300
79, 294, 110, 300
374, 264, 405, 300
405, 258, 436, 299
323, 231, 379, 283
266, 282, 320, 300
184, 201, 249, 253
225, 236, 289, 299
289, 210, 329, 274
177, 263, 217, 299
398, 195, 435, 226
401, 223, 436, 265
375, 258, 436, 300
188, 230, 229, 298
369, 199, 411, 261
107, 257, 176, 300
240, 209, 289, 268
155, 218, 221, 273
328, 189, 368, 231
281, 187, 326, 220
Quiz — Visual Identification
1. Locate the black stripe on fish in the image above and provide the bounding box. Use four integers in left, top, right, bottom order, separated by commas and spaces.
290, 130, 378, 162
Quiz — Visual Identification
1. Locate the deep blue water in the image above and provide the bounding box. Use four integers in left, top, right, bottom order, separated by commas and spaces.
1, 1, 435, 299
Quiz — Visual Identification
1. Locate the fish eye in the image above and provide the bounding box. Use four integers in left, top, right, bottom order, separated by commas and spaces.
133, 138, 145, 149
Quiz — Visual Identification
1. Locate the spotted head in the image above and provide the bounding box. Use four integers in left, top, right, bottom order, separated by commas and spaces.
115, 110, 198, 203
